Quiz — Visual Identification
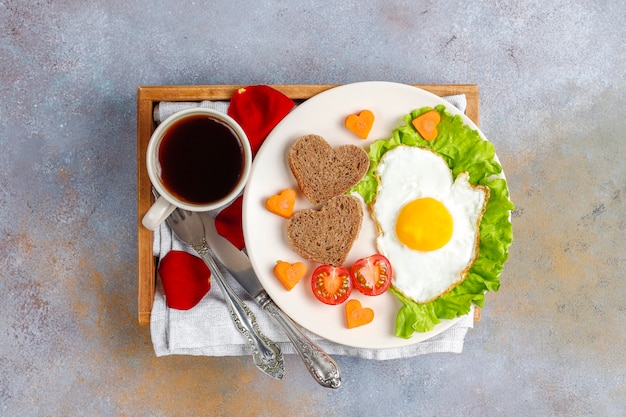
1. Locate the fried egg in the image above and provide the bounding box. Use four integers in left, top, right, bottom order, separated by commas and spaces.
372, 146, 489, 303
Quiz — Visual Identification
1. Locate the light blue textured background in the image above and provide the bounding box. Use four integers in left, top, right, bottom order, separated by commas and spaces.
1, 1, 624, 415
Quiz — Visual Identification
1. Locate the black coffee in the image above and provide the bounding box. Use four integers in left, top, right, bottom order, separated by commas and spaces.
158, 114, 244, 205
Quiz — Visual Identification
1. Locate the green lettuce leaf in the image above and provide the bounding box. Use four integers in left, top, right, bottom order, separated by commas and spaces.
351, 104, 514, 337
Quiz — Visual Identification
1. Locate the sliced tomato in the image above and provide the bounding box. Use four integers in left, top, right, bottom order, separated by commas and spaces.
351, 254, 392, 296
311, 264, 352, 305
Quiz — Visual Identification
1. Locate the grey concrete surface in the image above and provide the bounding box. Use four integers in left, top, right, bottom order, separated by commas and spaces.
1, 1, 624, 416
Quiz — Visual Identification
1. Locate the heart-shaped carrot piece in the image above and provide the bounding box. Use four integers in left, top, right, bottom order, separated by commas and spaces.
412, 109, 441, 141
273, 260, 307, 291
345, 299, 374, 329
265, 188, 296, 218
345, 110, 375, 139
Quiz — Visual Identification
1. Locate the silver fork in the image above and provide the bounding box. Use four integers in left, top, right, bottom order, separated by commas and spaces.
166, 208, 284, 380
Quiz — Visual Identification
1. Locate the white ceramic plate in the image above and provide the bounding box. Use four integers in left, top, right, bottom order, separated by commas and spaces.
243, 81, 483, 349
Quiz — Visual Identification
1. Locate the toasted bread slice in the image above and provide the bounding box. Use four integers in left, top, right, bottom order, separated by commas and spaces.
286, 195, 362, 266
288, 134, 369, 205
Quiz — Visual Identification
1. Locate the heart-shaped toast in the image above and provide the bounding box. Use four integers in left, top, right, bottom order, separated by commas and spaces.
288, 134, 370, 205
286, 195, 362, 266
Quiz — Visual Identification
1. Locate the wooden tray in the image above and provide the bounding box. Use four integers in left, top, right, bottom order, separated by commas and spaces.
137, 84, 480, 325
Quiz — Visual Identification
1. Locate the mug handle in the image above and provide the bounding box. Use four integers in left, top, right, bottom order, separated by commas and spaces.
141, 196, 176, 231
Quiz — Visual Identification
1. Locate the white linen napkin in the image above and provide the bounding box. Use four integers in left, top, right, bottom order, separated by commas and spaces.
150, 94, 474, 360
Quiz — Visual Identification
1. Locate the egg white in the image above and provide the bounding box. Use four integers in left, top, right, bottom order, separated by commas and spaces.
372, 146, 489, 303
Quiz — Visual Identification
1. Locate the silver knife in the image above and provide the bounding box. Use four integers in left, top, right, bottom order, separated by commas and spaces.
201, 213, 342, 389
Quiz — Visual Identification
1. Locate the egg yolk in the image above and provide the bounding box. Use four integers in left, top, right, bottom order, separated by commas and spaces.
395, 197, 453, 251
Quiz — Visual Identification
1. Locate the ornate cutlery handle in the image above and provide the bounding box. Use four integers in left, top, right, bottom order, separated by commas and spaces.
257, 292, 341, 389
193, 241, 285, 380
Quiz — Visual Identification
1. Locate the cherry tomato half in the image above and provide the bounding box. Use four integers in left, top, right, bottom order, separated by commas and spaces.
311, 264, 352, 305
351, 254, 392, 296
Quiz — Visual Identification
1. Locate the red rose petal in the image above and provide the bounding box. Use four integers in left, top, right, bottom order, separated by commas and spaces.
228, 85, 295, 156
215, 196, 245, 250
158, 250, 211, 310
215, 85, 295, 250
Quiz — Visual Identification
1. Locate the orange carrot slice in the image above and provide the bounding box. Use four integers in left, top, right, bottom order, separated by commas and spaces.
345, 110, 375, 139
273, 260, 307, 291
411, 109, 441, 141
345, 299, 374, 328
265, 188, 296, 218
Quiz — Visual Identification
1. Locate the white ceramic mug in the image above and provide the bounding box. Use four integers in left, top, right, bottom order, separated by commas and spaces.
142, 107, 252, 231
